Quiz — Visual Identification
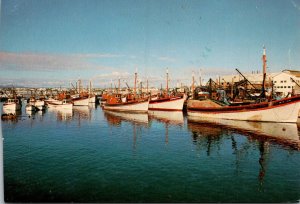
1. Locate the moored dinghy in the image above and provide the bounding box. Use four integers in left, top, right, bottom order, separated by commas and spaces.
3, 98, 21, 111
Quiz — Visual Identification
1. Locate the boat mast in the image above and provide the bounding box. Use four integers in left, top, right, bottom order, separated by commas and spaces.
118, 77, 120, 94
166, 68, 169, 95
261, 46, 267, 98
192, 71, 195, 95
134, 68, 137, 98
199, 69, 202, 87
89, 80, 92, 96
146, 77, 149, 94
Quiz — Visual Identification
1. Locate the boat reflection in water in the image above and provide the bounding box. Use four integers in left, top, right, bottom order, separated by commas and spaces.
103, 110, 149, 150
48, 108, 73, 122
148, 110, 184, 144
187, 116, 300, 191
187, 116, 300, 150
2, 108, 21, 115
1, 109, 21, 123
104, 110, 149, 127
148, 110, 184, 127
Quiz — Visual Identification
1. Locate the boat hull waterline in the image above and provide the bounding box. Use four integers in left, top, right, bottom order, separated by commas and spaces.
187, 96, 300, 123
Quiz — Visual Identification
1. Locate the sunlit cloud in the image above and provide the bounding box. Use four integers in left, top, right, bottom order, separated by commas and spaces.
0, 76, 70, 87
72, 53, 125, 58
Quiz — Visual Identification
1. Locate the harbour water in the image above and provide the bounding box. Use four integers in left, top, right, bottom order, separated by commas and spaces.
2, 102, 300, 202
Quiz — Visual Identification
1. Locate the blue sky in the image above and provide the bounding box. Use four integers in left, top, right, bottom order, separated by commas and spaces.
0, 0, 299, 88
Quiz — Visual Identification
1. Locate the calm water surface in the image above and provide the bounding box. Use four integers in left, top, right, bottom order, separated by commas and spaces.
1, 102, 300, 202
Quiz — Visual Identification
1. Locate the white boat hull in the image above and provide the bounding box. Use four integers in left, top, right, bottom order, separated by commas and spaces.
89, 96, 96, 103
103, 100, 149, 113
25, 105, 36, 111
73, 98, 89, 106
34, 100, 45, 110
45, 98, 63, 105
188, 100, 300, 123
3, 103, 21, 111
149, 97, 185, 111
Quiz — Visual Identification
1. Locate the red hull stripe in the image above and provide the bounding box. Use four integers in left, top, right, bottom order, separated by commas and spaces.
105, 100, 148, 107
149, 97, 183, 104
148, 108, 183, 111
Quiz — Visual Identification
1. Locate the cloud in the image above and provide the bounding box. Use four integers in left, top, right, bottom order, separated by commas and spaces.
291, 0, 300, 11
157, 56, 176, 62
91, 71, 131, 80
72, 53, 124, 58
0, 51, 118, 72
0, 76, 70, 87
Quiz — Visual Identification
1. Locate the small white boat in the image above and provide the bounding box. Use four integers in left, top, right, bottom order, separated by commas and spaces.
25, 104, 36, 111
3, 98, 21, 111
47, 99, 73, 109
29, 98, 45, 110
34, 100, 45, 110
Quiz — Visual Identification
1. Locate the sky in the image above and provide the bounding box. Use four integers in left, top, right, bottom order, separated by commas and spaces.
0, 0, 300, 88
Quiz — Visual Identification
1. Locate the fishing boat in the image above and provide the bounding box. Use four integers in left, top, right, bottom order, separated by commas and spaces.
28, 97, 45, 110
103, 70, 149, 113
25, 104, 36, 111
47, 99, 73, 109
3, 98, 21, 111
188, 89, 300, 123
148, 68, 186, 111
187, 47, 300, 123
